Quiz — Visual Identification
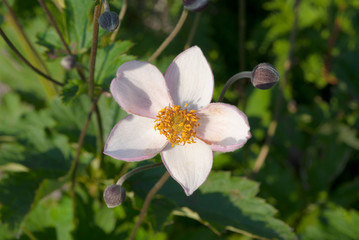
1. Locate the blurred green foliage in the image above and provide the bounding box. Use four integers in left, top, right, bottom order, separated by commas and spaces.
1, 0, 359, 239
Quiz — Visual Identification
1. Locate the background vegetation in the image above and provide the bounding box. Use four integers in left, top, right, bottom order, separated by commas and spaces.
1, 0, 359, 239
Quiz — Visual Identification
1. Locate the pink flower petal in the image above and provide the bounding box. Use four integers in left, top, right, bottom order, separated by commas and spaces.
196, 103, 251, 152
165, 46, 214, 110
111, 61, 172, 118
104, 115, 168, 161
161, 139, 213, 196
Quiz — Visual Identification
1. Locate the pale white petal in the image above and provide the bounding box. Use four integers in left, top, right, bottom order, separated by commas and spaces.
196, 103, 251, 152
111, 61, 172, 118
104, 115, 168, 161
161, 139, 212, 196
165, 46, 214, 110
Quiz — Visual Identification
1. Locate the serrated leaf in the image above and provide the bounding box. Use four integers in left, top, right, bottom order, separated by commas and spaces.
129, 168, 296, 240
95, 41, 135, 86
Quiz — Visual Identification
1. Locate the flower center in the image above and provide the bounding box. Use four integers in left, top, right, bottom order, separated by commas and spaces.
154, 103, 200, 146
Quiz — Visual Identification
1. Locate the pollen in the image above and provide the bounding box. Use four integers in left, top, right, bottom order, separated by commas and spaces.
154, 103, 200, 147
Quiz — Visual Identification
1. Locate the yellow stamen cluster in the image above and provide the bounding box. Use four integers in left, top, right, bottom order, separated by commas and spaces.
154, 103, 200, 146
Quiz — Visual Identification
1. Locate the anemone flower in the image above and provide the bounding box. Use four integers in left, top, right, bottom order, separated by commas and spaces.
104, 46, 251, 196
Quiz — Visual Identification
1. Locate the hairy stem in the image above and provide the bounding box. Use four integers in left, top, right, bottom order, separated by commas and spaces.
129, 172, 170, 240
252, 0, 301, 173
148, 8, 188, 63
116, 162, 163, 185
217, 71, 252, 102
0, 27, 64, 86
89, 2, 102, 98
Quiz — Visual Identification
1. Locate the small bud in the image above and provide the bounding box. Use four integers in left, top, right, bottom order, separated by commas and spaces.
251, 63, 280, 90
103, 184, 126, 208
98, 11, 119, 32
60, 55, 76, 70
183, 0, 209, 12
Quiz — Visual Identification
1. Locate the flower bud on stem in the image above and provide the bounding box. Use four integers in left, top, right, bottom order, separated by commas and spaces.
98, 0, 119, 32
217, 63, 280, 102
104, 162, 163, 208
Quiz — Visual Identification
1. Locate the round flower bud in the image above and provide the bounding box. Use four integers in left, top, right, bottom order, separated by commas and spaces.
103, 184, 126, 208
183, 0, 209, 12
251, 63, 280, 90
98, 11, 119, 32
60, 55, 76, 70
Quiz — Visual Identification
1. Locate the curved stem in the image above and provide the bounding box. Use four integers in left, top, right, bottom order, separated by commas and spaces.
89, 2, 102, 99
148, 8, 188, 63
217, 71, 252, 102
252, 0, 301, 173
116, 162, 163, 185
110, 0, 127, 43
184, 12, 201, 49
129, 172, 170, 240
0, 27, 64, 86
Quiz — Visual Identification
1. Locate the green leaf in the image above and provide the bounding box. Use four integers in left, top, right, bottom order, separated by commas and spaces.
299, 205, 359, 240
129, 168, 296, 240
95, 41, 135, 86
0, 95, 74, 234
24, 196, 74, 240
64, 0, 94, 51
60, 79, 88, 104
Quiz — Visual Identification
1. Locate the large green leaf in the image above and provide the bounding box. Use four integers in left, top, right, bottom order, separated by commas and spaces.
129, 168, 296, 239
0, 94, 74, 235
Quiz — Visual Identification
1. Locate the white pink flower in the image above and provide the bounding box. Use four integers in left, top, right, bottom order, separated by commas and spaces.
104, 46, 251, 196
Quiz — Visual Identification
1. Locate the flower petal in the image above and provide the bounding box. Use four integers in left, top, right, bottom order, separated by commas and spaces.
196, 103, 251, 152
104, 114, 168, 161
161, 139, 213, 196
111, 61, 172, 118
165, 46, 214, 110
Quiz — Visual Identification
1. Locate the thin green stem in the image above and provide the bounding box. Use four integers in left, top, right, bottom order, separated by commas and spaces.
148, 8, 188, 63
217, 71, 252, 102
110, 0, 127, 43
116, 162, 163, 185
0, 27, 64, 86
252, 0, 301, 174
37, 0, 87, 83
89, 2, 102, 98
129, 172, 170, 240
